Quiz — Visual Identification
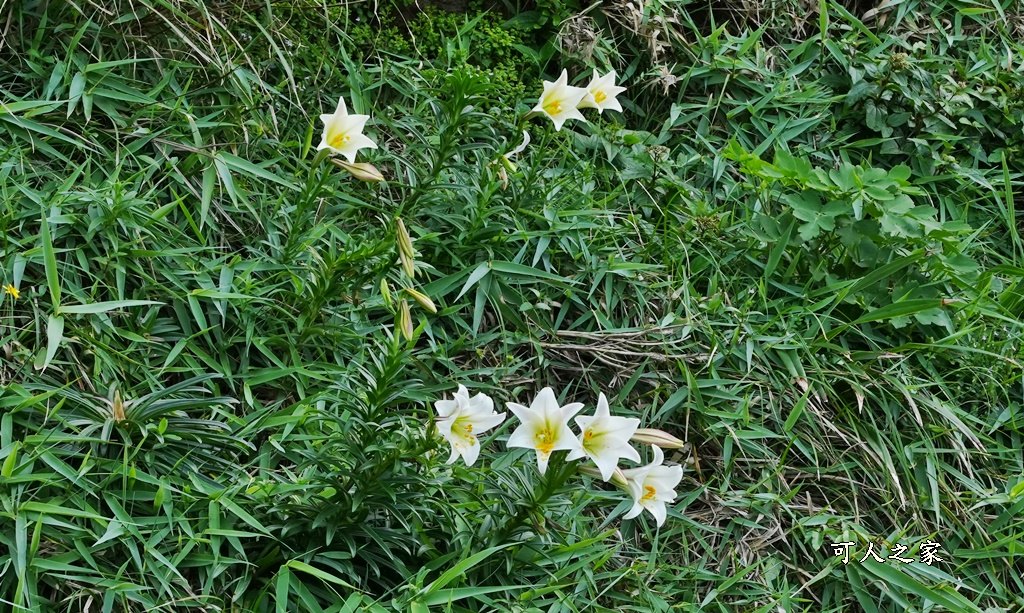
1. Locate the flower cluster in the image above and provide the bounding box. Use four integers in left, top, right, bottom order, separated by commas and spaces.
532, 69, 626, 131
432, 385, 685, 527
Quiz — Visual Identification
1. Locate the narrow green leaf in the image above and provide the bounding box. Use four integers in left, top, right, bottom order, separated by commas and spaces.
285, 560, 360, 590
60, 300, 164, 314
784, 389, 810, 432
276, 568, 291, 613
859, 560, 984, 613
20, 501, 104, 519
217, 496, 271, 535
201, 162, 217, 230
40, 212, 60, 308
764, 217, 795, 281
217, 152, 298, 191
36, 314, 64, 372
455, 263, 490, 301
421, 544, 513, 597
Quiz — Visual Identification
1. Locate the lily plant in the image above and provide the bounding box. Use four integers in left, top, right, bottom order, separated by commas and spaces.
430, 382, 686, 530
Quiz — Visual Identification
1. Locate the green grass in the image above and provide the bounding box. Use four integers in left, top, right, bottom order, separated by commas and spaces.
1, 0, 1023, 611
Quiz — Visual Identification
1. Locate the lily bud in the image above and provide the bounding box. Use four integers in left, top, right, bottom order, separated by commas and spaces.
578, 464, 630, 489
630, 428, 686, 449
398, 299, 414, 341
395, 218, 414, 259
496, 164, 508, 190
331, 159, 384, 182
399, 249, 416, 279
403, 287, 437, 314
500, 154, 517, 173
380, 279, 393, 310
112, 389, 126, 422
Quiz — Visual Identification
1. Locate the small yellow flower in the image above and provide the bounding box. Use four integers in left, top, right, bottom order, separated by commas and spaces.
3, 284, 18, 300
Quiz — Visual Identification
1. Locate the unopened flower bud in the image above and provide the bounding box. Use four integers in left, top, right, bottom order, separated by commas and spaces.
398, 299, 414, 341
380, 279, 393, 310
112, 389, 126, 422
578, 464, 630, 489
395, 218, 414, 259
496, 164, 508, 190
399, 250, 415, 279
630, 428, 686, 449
331, 159, 384, 182
500, 154, 517, 173
403, 287, 437, 314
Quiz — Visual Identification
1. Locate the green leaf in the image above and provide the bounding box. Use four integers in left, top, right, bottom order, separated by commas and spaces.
285, 560, 360, 590
40, 212, 60, 308
60, 300, 164, 314
422, 586, 526, 607
20, 501, 104, 520
828, 299, 947, 340
35, 314, 64, 372
419, 544, 514, 598
217, 496, 271, 535
455, 263, 490, 301
764, 217, 795, 281
217, 152, 298, 191
784, 389, 810, 432
858, 560, 984, 613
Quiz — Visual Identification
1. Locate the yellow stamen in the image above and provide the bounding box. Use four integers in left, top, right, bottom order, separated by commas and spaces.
543, 100, 562, 116
329, 133, 351, 148
642, 485, 657, 501
584, 429, 594, 440
594, 90, 607, 103
535, 429, 555, 454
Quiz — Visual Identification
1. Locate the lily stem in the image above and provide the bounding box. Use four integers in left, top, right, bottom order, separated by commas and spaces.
496, 453, 576, 543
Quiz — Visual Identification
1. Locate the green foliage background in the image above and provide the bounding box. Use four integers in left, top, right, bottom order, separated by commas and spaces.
1, 0, 1023, 611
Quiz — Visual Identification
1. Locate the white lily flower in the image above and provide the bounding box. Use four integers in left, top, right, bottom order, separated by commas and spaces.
531, 70, 588, 131
434, 385, 506, 467
577, 69, 627, 114
506, 387, 585, 475
621, 446, 683, 527
566, 393, 641, 481
317, 96, 378, 163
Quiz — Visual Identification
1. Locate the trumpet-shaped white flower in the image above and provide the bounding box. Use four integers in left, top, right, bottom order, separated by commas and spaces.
506, 387, 585, 475
317, 96, 378, 163
531, 70, 588, 131
434, 385, 506, 467
621, 446, 683, 527
566, 393, 641, 481
577, 69, 627, 114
